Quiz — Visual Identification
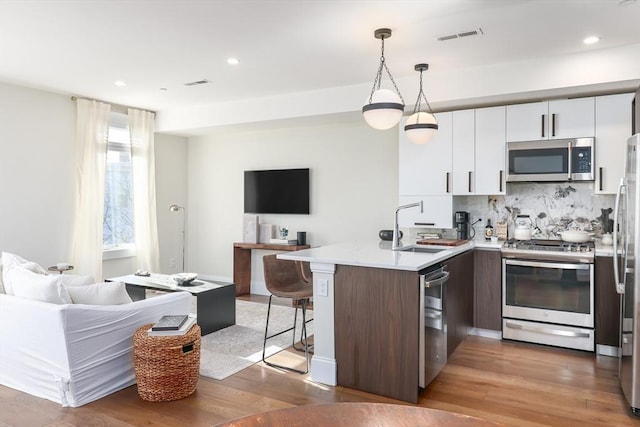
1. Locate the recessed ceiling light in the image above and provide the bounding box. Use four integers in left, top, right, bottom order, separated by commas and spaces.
114, 80, 126, 87
227, 57, 240, 65
583, 36, 600, 45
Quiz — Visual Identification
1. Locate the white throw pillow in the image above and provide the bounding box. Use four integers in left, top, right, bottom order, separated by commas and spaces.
66, 281, 133, 305
2, 252, 48, 295
59, 274, 95, 288
9, 267, 72, 304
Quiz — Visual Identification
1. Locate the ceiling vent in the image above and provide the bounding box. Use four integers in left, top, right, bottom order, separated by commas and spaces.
437, 28, 483, 42
184, 79, 211, 87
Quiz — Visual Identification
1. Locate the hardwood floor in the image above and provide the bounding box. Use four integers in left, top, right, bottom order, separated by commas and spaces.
0, 298, 636, 426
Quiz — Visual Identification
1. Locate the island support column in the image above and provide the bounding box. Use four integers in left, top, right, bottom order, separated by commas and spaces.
309, 262, 337, 386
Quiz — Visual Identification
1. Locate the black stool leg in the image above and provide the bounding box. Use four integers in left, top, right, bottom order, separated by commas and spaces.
262, 296, 310, 374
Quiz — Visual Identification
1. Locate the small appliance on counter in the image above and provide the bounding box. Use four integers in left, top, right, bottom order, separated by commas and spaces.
454, 211, 469, 240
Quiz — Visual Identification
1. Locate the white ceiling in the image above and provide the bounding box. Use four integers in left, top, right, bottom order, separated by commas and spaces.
1, 0, 639, 114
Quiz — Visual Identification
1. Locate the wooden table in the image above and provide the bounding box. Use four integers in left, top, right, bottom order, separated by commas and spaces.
233, 243, 310, 295
213, 402, 500, 426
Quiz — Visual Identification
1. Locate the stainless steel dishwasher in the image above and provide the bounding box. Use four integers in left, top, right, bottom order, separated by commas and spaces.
419, 265, 450, 388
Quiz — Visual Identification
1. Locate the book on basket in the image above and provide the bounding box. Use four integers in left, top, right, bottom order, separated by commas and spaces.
151, 314, 189, 331
148, 316, 196, 336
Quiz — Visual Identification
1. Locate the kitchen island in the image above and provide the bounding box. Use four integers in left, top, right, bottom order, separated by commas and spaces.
278, 239, 474, 403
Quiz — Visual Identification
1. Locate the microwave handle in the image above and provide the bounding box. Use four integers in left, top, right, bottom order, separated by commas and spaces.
567, 141, 572, 181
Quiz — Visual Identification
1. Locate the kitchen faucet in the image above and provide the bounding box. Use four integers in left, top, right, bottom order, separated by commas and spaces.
392, 201, 424, 250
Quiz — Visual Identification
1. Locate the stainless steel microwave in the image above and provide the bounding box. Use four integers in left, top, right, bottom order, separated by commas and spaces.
506, 137, 595, 182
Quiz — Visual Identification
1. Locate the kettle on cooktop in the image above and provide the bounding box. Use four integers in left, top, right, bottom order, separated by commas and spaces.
514, 215, 533, 240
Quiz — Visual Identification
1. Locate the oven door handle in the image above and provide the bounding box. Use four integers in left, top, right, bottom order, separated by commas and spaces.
505, 321, 590, 338
504, 258, 590, 271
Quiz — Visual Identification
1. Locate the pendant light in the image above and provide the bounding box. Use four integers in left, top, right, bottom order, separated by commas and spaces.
362, 28, 405, 130
404, 63, 438, 144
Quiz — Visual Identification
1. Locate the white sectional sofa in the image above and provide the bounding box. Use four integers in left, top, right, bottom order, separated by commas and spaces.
0, 256, 193, 407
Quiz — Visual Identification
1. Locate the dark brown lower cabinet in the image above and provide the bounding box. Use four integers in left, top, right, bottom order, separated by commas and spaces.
595, 256, 621, 347
444, 251, 474, 357
333, 250, 474, 403
334, 265, 420, 403
473, 249, 502, 331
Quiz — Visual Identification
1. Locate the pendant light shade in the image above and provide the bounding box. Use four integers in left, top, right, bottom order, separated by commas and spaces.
405, 111, 438, 144
404, 63, 438, 144
363, 89, 404, 130
362, 28, 405, 130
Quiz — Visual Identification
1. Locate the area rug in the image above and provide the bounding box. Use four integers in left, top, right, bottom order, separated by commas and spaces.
199, 299, 313, 380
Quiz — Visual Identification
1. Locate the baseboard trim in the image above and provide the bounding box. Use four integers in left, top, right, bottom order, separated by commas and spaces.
596, 344, 619, 357
311, 355, 337, 386
469, 328, 502, 340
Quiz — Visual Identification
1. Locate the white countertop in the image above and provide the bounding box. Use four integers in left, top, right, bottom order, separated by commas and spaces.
278, 236, 617, 270
278, 239, 474, 271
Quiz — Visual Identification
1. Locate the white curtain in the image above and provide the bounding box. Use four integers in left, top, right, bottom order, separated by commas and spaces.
71, 99, 111, 280
128, 108, 160, 273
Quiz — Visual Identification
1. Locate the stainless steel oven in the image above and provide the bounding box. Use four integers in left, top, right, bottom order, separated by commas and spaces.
501, 239, 595, 351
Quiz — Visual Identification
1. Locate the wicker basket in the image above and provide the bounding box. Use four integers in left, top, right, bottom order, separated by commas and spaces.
133, 323, 201, 401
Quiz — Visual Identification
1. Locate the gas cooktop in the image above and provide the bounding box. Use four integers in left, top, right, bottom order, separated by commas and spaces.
501, 238, 594, 263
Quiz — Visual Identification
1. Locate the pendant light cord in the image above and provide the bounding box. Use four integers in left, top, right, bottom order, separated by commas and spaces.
412, 68, 434, 115
367, 36, 405, 105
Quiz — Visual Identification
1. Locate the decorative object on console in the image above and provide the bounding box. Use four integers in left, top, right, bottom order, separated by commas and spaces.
297, 231, 307, 246
269, 238, 298, 245
169, 204, 186, 271
259, 224, 274, 243
243, 214, 259, 244
362, 28, 405, 130
404, 63, 439, 144
279, 227, 289, 239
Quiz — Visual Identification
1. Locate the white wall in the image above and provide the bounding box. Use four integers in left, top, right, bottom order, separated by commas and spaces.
0, 82, 75, 267
0, 82, 188, 280
155, 133, 188, 274
187, 120, 398, 293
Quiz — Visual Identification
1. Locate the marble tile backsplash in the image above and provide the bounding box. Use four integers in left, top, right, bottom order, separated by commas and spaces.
458, 182, 615, 240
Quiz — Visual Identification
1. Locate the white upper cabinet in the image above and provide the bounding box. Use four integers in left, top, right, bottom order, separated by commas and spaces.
506, 98, 595, 141
475, 106, 506, 195
398, 111, 453, 196
452, 110, 475, 195
595, 93, 634, 194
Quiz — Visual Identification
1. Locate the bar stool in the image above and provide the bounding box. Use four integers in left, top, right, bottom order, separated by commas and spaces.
262, 254, 313, 374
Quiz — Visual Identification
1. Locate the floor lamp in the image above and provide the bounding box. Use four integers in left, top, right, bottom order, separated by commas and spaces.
169, 204, 186, 272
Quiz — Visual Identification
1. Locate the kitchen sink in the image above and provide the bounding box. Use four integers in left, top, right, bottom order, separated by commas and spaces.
398, 246, 446, 254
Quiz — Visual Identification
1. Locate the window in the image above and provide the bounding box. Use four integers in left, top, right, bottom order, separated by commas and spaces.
103, 112, 134, 254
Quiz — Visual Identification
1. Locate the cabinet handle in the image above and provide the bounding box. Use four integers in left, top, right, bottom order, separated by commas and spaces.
499, 170, 504, 192
468, 171, 472, 193
551, 113, 556, 137
599, 167, 603, 191
446, 172, 450, 193
415, 222, 436, 227
541, 114, 545, 138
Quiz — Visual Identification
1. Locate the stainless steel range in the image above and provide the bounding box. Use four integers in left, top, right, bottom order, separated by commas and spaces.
501, 239, 595, 352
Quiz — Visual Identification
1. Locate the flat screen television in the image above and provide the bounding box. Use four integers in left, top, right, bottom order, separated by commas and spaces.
244, 168, 310, 214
